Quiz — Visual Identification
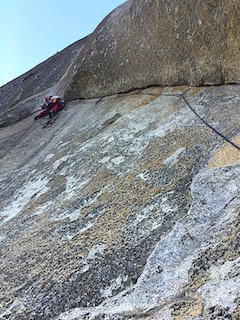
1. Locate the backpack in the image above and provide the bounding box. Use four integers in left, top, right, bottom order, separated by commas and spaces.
51, 96, 61, 104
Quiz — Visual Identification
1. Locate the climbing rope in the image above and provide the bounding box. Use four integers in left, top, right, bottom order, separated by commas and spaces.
1, 88, 239, 161
135, 90, 240, 152
178, 93, 240, 152
0, 120, 36, 160
0, 108, 66, 160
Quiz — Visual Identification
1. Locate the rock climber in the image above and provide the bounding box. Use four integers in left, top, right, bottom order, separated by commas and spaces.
42, 95, 52, 109
49, 96, 63, 118
34, 95, 64, 120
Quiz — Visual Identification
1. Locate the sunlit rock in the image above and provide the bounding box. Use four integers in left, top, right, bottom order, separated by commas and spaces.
0, 85, 239, 319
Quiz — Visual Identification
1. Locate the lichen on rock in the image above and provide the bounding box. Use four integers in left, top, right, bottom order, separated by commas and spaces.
0, 85, 240, 319
1, 0, 240, 318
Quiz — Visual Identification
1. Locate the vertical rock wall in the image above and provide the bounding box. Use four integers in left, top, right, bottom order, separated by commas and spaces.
65, 0, 240, 99
0, 85, 240, 319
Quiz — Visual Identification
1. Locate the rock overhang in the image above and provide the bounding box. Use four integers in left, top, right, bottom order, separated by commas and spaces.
1, 0, 240, 318
64, 0, 240, 100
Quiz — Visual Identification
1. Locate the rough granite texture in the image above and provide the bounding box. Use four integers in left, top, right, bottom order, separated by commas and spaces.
0, 85, 239, 319
0, 36, 88, 127
1, 1, 240, 318
2, 0, 240, 126
64, 0, 240, 99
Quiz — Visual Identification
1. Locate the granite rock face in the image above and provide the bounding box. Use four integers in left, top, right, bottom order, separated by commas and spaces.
2, 0, 240, 125
0, 36, 88, 127
1, 1, 240, 318
65, 0, 240, 99
0, 85, 240, 319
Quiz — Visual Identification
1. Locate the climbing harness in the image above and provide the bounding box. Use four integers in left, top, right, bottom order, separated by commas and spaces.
1, 89, 239, 161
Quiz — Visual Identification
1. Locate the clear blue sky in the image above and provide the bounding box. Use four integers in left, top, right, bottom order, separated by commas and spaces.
0, 0, 126, 87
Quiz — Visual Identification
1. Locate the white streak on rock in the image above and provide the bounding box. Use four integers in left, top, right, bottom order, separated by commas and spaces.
56, 165, 240, 320
199, 258, 240, 312
0, 177, 49, 226
88, 243, 106, 260
111, 156, 125, 165
52, 155, 70, 171
163, 147, 185, 166
100, 275, 128, 298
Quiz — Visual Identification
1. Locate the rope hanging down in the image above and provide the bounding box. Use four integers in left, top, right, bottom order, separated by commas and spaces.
0, 121, 35, 160
0, 89, 239, 161
135, 91, 240, 152
178, 93, 240, 152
